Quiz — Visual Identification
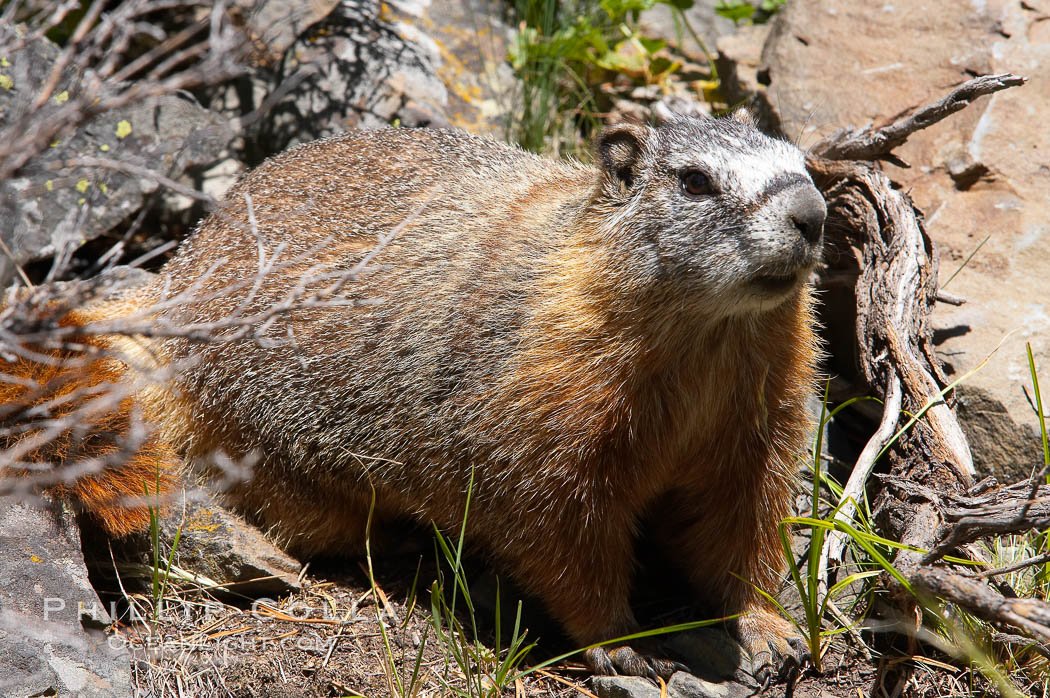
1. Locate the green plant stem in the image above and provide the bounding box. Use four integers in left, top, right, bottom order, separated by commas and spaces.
802, 381, 831, 670
1026, 342, 1050, 598
670, 6, 718, 84
364, 488, 407, 697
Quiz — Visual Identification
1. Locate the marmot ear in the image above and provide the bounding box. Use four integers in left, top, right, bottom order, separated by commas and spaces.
596, 122, 650, 191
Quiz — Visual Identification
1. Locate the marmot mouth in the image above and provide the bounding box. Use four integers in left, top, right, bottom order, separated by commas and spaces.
752, 271, 803, 293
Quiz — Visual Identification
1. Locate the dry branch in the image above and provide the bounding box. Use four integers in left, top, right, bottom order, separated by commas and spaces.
920, 478, 1050, 565
807, 157, 974, 588
806, 74, 1035, 651
913, 567, 1050, 644
813, 73, 1026, 164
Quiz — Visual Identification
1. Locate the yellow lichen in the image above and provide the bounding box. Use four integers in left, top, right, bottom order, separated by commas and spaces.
75, 178, 90, 193
186, 508, 222, 532
115, 119, 132, 138
0, 74, 13, 90
99, 143, 110, 152
53, 90, 69, 104
45, 179, 53, 192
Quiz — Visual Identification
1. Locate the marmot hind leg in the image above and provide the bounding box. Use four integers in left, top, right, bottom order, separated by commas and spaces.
0, 327, 180, 537
221, 473, 402, 559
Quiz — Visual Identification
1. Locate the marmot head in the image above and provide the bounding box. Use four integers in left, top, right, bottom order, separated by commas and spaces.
594, 112, 825, 316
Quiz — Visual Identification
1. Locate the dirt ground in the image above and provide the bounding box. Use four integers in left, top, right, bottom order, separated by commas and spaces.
90, 535, 1030, 698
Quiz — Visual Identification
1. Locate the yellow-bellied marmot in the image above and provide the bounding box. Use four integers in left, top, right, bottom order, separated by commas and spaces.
2, 112, 825, 680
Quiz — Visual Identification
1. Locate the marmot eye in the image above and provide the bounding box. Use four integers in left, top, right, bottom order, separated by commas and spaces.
680, 170, 713, 197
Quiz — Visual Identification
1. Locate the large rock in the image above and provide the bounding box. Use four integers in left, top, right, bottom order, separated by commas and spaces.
750, 0, 1048, 479
714, 23, 771, 111
402, 0, 516, 138
252, 0, 513, 156
0, 496, 131, 698
231, 0, 342, 64
0, 27, 231, 287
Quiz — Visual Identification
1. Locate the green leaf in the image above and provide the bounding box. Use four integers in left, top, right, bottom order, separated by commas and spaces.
637, 37, 666, 54
714, 1, 755, 23
649, 56, 677, 77
600, 0, 657, 19
1027, 342, 1049, 470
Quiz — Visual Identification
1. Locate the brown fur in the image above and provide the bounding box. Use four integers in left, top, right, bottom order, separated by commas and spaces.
2, 119, 824, 674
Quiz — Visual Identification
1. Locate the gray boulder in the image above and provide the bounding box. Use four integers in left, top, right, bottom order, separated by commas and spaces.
254, 0, 450, 152
246, 0, 514, 157
0, 496, 131, 698
0, 28, 231, 287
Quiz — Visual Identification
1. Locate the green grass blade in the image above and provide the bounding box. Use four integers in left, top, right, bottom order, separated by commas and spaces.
875, 330, 1015, 464
748, 578, 806, 637
1027, 342, 1049, 470
835, 522, 913, 594
508, 617, 733, 682
364, 487, 405, 696
811, 380, 829, 516
406, 621, 429, 697
940, 233, 990, 290
780, 523, 821, 668
401, 557, 422, 630
820, 571, 880, 618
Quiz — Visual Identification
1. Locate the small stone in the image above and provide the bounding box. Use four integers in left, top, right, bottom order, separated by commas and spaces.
592, 675, 662, 698
156, 491, 304, 597
668, 671, 752, 698
946, 151, 991, 190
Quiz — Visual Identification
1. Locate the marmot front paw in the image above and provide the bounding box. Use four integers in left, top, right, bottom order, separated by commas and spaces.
738, 608, 809, 687
584, 644, 687, 681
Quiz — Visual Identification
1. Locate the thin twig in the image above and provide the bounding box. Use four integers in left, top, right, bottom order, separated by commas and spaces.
935, 290, 966, 306
971, 552, 1050, 580
912, 567, 1050, 644
0, 236, 34, 289
818, 374, 902, 594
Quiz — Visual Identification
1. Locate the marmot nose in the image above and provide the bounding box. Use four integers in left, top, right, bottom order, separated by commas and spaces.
789, 187, 827, 245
